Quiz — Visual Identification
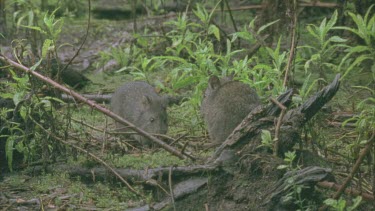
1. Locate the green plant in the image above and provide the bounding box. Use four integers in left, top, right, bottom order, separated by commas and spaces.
251, 37, 287, 96
0, 70, 30, 171
343, 87, 375, 159
291, 73, 325, 107
337, 4, 375, 79
0, 58, 65, 171
277, 151, 312, 210
300, 10, 347, 84
231, 17, 282, 96
22, 8, 64, 60
278, 151, 298, 171
324, 196, 362, 211
259, 129, 273, 149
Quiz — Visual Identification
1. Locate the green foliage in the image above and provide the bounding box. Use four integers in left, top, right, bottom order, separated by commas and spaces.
337, 5, 375, 79
253, 37, 286, 95
0, 68, 65, 171
343, 87, 375, 159
12, 0, 40, 31
300, 10, 347, 81
277, 151, 312, 210
0, 70, 29, 171
278, 151, 298, 171
259, 129, 273, 149
324, 196, 362, 211
337, 4, 375, 158
21, 8, 64, 59
291, 73, 325, 107
110, 46, 131, 68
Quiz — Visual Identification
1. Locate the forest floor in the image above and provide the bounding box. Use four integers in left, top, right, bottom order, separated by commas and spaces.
1, 3, 374, 211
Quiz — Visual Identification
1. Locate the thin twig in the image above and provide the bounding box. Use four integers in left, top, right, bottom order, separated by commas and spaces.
169, 166, 176, 211
224, 0, 239, 47
60, 0, 91, 73
283, 0, 298, 87
269, 97, 287, 156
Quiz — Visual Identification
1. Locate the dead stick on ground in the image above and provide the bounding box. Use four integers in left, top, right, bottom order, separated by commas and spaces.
0, 55, 193, 160
319, 132, 375, 211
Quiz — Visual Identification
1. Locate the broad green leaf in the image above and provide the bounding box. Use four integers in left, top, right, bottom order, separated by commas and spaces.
261, 130, 272, 144
42, 39, 53, 58
44, 12, 53, 30
20, 106, 27, 121
13, 92, 24, 105
348, 12, 367, 40
208, 24, 220, 41
326, 10, 338, 32
306, 25, 320, 41
193, 4, 208, 23
319, 17, 327, 42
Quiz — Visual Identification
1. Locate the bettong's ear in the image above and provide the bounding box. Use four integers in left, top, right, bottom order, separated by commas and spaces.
208, 75, 221, 90
141, 95, 152, 107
